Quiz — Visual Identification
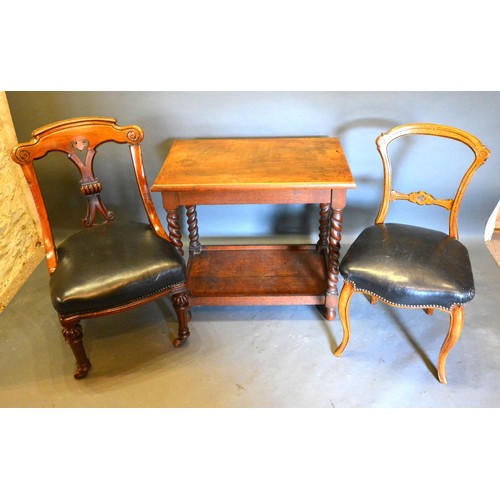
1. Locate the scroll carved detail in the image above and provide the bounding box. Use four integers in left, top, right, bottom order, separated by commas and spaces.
391, 190, 453, 210
15, 148, 31, 163
479, 146, 489, 158
126, 129, 140, 143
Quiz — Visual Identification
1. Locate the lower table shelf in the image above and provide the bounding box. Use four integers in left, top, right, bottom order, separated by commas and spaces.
186, 244, 329, 306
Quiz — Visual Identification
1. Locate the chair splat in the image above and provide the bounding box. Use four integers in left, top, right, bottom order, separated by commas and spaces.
67, 140, 114, 226
390, 189, 453, 210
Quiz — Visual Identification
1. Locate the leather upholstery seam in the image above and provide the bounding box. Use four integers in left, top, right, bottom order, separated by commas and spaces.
346, 280, 465, 311
58, 279, 187, 316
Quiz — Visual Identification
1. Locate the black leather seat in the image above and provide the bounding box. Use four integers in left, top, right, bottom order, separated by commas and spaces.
340, 223, 475, 309
50, 221, 186, 316
333, 123, 490, 384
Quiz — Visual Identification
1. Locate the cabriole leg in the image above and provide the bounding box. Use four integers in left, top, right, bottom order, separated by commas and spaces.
334, 281, 355, 357
437, 305, 464, 384
61, 319, 91, 379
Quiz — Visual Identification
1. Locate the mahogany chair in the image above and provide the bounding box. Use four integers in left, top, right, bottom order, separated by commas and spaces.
11, 117, 191, 379
334, 123, 490, 383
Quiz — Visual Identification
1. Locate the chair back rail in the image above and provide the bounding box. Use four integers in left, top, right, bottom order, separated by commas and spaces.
11, 117, 169, 274
374, 123, 490, 238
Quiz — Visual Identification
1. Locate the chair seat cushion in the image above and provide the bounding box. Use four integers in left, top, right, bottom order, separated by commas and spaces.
50, 221, 186, 316
339, 223, 475, 309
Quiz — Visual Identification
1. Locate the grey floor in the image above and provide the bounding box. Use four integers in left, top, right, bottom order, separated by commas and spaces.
1, 237, 500, 408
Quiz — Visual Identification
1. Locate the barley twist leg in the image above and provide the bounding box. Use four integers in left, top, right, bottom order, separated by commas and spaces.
167, 208, 184, 256
324, 207, 343, 320
316, 203, 331, 253
186, 205, 201, 254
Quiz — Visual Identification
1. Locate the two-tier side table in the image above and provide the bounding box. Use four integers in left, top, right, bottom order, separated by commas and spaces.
151, 137, 356, 320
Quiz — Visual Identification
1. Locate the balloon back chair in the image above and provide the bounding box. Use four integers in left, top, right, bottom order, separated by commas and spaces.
11, 117, 191, 379
335, 123, 490, 383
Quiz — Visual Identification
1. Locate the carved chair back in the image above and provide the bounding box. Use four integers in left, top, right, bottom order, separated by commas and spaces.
373, 123, 490, 239
11, 116, 169, 274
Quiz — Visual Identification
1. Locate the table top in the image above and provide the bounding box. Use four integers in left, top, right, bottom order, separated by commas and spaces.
152, 137, 356, 192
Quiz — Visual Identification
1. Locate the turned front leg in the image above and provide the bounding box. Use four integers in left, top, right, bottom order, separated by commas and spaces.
170, 284, 191, 347
325, 206, 344, 320
166, 208, 184, 256
60, 318, 91, 379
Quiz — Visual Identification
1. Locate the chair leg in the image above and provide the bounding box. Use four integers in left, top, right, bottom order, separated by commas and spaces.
437, 305, 464, 384
60, 318, 91, 379
171, 285, 191, 347
334, 281, 355, 357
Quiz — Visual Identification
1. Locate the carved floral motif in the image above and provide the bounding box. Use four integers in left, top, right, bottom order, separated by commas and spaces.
391, 189, 453, 210
71, 138, 89, 151
62, 324, 83, 344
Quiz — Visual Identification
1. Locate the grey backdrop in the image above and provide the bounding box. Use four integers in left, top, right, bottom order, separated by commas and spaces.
6, 91, 499, 243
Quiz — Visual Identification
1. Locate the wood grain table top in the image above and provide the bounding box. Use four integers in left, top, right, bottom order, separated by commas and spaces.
152, 137, 356, 192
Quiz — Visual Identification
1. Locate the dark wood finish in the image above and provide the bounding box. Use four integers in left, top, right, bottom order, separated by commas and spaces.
11, 117, 191, 378
67, 141, 115, 226
166, 208, 184, 256
61, 319, 91, 379
186, 205, 202, 253
160, 188, 335, 208
316, 203, 331, 252
335, 123, 490, 384
152, 137, 356, 317
187, 245, 327, 305
324, 206, 344, 319
170, 283, 191, 347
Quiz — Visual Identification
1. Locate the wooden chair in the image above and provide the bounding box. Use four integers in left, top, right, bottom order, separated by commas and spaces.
11, 117, 191, 379
334, 123, 490, 383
